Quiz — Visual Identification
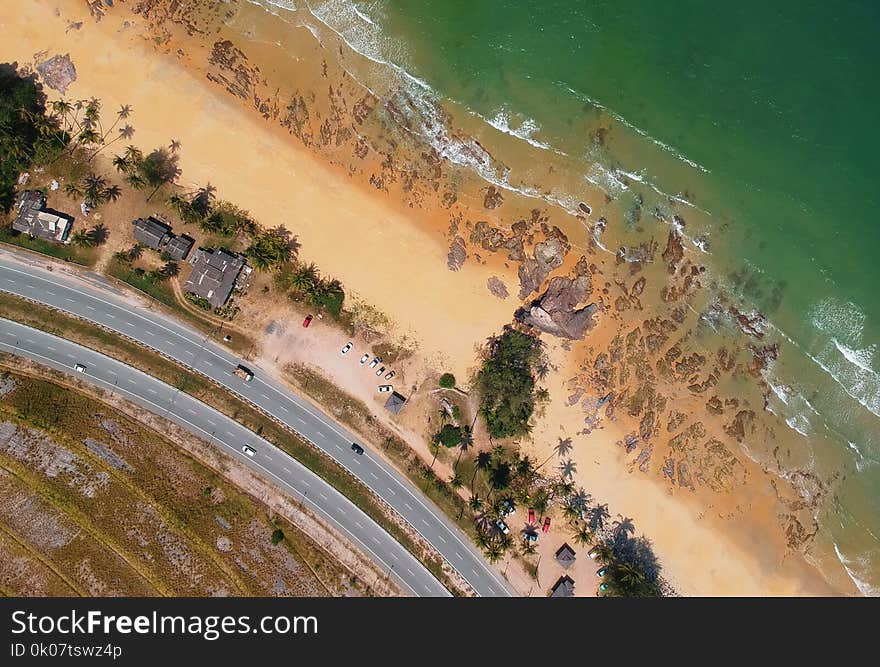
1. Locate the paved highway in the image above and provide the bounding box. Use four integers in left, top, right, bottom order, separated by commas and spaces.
0, 250, 514, 597
0, 317, 447, 596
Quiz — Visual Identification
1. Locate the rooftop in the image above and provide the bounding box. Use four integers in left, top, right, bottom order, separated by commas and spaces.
131, 216, 171, 249
11, 190, 72, 244
549, 575, 575, 598
183, 247, 246, 309
555, 543, 577, 568
384, 391, 408, 415
164, 234, 194, 261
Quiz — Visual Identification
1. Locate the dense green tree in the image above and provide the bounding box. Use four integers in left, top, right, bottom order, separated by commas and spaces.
476, 327, 543, 439
438, 373, 456, 389
437, 423, 462, 448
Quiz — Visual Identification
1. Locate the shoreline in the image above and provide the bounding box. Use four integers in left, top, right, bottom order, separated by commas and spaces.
0, 0, 853, 595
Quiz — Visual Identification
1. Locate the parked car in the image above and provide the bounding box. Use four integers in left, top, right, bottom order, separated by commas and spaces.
528, 508, 536, 525
223, 334, 232, 342
74, 363, 87, 373
542, 517, 551, 533
359, 354, 370, 365
384, 370, 396, 380
599, 582, 608, 593
233, 364, 254, 382
302, 314, 313, 328
525, 532, 538, 542
378, 385, 393, 393
341, 342, 353, 355
375, 366, 386, 376
587, 546, 600, 560
369, 356, 382, 369
495, 519, 510, 535
501, 499, 515, 516
241, 444, 256, 457
596, 566, 608, 577
350, 443, 364, 455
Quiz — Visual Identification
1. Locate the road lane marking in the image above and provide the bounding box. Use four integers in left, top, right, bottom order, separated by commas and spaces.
404, 502, 413, 511
437, 536, 446, 544
282, 466, 291, 474
85, 305, 95, 311
354, 521, 363, 529
387, 488, 396, 495
369, 472, 378, 480
318, 492, 327, 500
372, 537, 380, 545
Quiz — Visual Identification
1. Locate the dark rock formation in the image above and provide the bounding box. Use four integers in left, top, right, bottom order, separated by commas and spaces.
517, 275, 597, 339
446, 236, 467, 271
486, 276, 509, 299
36, 54, 77, 94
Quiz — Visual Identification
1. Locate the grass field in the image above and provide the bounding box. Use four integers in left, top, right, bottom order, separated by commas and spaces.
0, 233, 96, 266
0, 371, 360, 596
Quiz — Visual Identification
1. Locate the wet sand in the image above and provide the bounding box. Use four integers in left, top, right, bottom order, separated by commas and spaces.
0, 0, 849, 595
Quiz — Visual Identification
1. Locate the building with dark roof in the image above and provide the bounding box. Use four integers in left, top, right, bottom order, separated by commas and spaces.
131, 216, 172, 249
163, 234, 194, 261
183, 247, 247, 308
555, 543, 577, 568
549, 575, 575, 598
384, 391, 408, 415
11, 190, 72, 243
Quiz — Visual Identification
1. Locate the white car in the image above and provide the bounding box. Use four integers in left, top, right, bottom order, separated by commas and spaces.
384, 370, 396, 380
369, 356, 382, 369
376, 366, 386, 376
495, 519, 510, 535
359, 354, 370, 365
241, 444, 256, 457
74, 363, 86, 373
341, 342, 353, 355
378, 385, 393, 393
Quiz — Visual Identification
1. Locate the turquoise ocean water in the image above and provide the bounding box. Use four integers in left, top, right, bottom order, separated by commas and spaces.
252, 0, 880, 593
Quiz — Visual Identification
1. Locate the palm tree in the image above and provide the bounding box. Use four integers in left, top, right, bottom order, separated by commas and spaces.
454, 426, 473, 470
475, 513, 492, 536
169, 138, 181, 153
485, 543, 503, 563
591, 543, 614, 564
613, 515, 636, 540
103, 184, 122, 203
81, 173, 106, 206
71, 229, 95, 248
468, 495, 482, 514
290, 263, 319, 292
449, 472, 463, 490
87, 224, 109, 246
161, 261, 180, 278
63, 181, 83, 199
570, 488, 592, 516
559, 458, 577, 480
589, 503, 610, 533
536, 436, 573, 471
615, 562, 646, 587
572, 524, 593, 546
471, 450, 491, 493
127, 244, 143, 260
521, 539, 537, 556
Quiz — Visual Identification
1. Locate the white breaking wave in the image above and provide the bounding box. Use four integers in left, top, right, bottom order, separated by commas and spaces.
562, 83, 711, 174
834, 543, 879, 597
476, 108, 566, 155
352, 6, 375, 25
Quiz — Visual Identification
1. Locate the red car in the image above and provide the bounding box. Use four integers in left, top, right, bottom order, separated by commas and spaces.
528, 508, 536, 525
302, 314, 313, 328
542, 517, 551, 533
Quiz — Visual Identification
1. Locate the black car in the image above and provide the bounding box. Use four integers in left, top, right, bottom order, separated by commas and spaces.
350, 443, 365, 455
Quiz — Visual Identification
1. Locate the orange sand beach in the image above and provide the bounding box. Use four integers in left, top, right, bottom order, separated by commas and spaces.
0, 0, 849, 595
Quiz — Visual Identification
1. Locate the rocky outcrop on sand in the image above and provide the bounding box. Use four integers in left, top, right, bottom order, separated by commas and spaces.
487, 276, 509, 299
517, 275, 597, 339
447, 236, 467, 271
517, 225, 570, 298
36, 54, 76, 94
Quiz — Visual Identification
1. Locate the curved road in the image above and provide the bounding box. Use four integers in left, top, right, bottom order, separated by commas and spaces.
0, 250, 514, 597
0, 317, 446, 596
